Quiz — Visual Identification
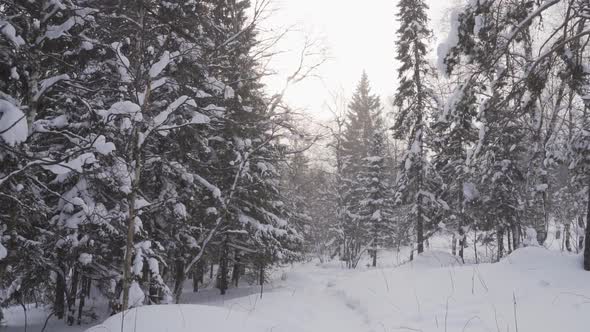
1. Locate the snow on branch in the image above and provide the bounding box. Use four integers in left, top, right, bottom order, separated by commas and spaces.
0, 100, 28, 146
33, 74, 70, 102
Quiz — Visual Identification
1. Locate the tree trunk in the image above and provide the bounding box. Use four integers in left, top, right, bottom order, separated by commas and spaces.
511, 223, 520, 249
192, 268, 199, 293
583, 186, 590, 271
417, 214, 424, 254
259, 260, 265, 298
507, 227, 513, 254
67, 268, 79, 325
121, 1, 148, 310
458, 229, 466, 263
451, 234, 457, 256
259, 262, 265, 286
371, 249, 377, 267
77, 276, 87, 325
458, 236, 465, 263
218, 244, 228, 295
54, 266, 66, 320
497, 226, 504, 262
121, 155, 139, 311
86, 278, 91, 297
565, 223, 572, 252
173, 258, 186, 304
148, 270, 159, 304
231, 251, 241, 287
473, 228, 478, 264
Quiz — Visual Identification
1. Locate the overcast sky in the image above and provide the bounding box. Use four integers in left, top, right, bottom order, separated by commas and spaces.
260, 0, 461, 120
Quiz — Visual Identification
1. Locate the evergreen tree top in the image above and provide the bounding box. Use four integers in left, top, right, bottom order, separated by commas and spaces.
349, 72, 382, 116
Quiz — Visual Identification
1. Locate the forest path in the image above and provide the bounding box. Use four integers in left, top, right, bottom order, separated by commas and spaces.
179, 248, 590, 332
4, 247, 588, 332
181, 261, 376, 332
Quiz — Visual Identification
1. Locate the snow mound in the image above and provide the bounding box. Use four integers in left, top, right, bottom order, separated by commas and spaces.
407, 250, 463, 268
333, 247, 587, 332
501, 246, 581, 270
85, 304, 274, 332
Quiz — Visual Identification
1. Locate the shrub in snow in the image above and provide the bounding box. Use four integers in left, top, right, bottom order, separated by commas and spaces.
523, 227, 539, 247
119, 281, 145, 308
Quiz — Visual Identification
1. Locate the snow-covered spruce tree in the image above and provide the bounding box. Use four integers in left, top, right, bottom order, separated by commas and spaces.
393, 0, 444, 255
440, 0, 590, 261
360, 121, 395, 267
0, 1, 115, 321
174, 0, 302, 295
323, 95, 351, 264
339, 81, 367, 267
306, 167, 342, 262
339, 72, 389, 268
1, 0, 308, 318
75, 0, 231, 309
447, 1, 534, 259
551, 91, 588, 254
281, 145, 316, 257
431, 80, 479, 261
570, 118, 590, 269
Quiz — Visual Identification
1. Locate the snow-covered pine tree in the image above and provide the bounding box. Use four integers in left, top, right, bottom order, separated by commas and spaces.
1, 0, 311, 319
393, 0, 443, 255
439, 0, 590, 262
570, 116, 590, 269
339, 72, 389, 267
194, 0, 302, 294
74, 0, 227, 309
431, 79, 479, 261
0, 0, 111, 320
323, 94, 350, 263
360, 121, 395, 267
281, 144, 315, 256
305, 167, 342, 262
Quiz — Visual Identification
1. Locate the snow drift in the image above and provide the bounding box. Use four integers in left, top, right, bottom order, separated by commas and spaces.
85, 304, 274, 332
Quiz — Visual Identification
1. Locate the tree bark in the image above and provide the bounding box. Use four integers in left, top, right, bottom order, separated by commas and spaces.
259, 260, 265, 286
511, 223, 520, 249
121, 0, 148, 311
218, 243, 228, 295
507, 227, 513, 254
583, 186, 590, 271
259, 260, 265, 298
576, 215, 584, 253
86, 278, 91, 297
473, 228, 478, 264
54, 266, 66, 320
231, 250, 241, 287
192, 267, 199, 293
565, 223, 572, 252
67, 268, 79, 325
497, 226, 505, 262
173, 258, 186, 304
77, 276, 87, 325
458, 236, 465, 263
416, 216, 424, 254
458, 228, 466, 263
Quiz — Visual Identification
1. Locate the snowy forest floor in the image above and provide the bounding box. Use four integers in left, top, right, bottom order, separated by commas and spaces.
2, 246, 588, 332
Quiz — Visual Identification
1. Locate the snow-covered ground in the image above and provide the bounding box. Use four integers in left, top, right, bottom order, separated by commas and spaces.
3, 247, 588, 332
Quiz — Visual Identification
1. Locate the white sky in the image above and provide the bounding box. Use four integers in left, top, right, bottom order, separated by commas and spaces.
260, 0, 461, 121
